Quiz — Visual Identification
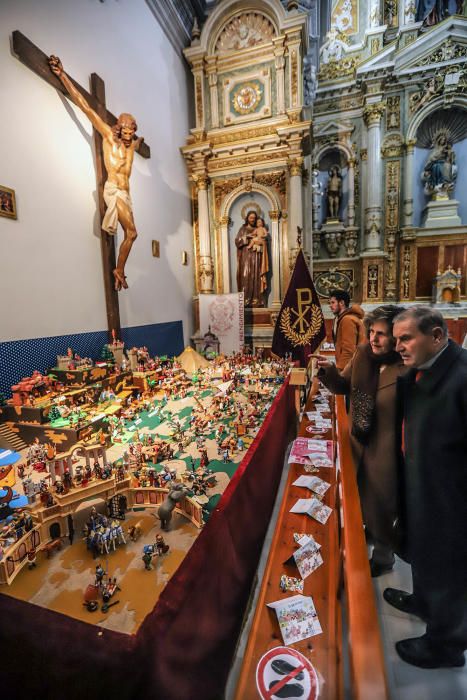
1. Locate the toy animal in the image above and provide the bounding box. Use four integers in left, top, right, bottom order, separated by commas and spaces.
127, 521, 143, 541
157, 484, 188, 530
43, 537, 63, 558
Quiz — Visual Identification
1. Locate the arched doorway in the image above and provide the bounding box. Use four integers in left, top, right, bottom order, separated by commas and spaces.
49, 522, 61, 540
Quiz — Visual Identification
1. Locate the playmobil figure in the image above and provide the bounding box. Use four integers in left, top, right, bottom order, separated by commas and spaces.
155, 534, 169, 555
27, 548, 37, 569
142, 550, 153, 570
63, 469, 73, 490
157, 484, 188, 531
95, 564, 105, 586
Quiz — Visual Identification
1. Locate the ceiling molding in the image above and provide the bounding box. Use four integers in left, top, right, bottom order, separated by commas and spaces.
145, 0, 206, 55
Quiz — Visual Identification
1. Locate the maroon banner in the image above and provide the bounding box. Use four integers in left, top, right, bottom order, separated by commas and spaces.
272, 249, 326, 366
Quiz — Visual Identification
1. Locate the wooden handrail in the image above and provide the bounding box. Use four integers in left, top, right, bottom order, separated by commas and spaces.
232, 386, 390, 700
233, 381, 341, 700
335, 395, 389, 700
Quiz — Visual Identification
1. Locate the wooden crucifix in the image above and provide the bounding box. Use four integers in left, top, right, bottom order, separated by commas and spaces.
12, 30, 152, 337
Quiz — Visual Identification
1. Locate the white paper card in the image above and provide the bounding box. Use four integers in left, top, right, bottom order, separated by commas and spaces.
267, 595, 322, 645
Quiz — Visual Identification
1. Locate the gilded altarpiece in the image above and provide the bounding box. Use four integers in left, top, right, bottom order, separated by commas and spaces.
182, 0, 313, 347
313, 6, 467, 317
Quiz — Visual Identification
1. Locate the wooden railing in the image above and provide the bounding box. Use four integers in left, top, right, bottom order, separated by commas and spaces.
0, 525, 41, 585
233, 386, 389, 700
335, 395, 389, 700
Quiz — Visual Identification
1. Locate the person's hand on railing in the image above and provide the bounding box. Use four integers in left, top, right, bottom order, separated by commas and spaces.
315, 354, 334, 370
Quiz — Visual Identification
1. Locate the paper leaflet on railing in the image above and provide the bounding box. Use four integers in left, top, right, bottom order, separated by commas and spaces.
290, 497, 332, 524
288, 438, 334, 467
292, 475, 331, 496
284, 537, 323, 580
267, 595, 322, 646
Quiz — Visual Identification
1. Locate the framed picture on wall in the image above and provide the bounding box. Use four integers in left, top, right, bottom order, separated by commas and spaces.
0, 185, 17, 220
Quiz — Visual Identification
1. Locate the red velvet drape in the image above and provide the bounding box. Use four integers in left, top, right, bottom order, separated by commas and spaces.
0, 379, 294, 700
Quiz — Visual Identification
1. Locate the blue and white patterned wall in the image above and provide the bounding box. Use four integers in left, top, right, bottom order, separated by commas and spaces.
0, 321, 184, 398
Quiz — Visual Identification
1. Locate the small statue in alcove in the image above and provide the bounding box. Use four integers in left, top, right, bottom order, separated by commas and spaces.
422, 130, 457, 198
326, 165, 343, 220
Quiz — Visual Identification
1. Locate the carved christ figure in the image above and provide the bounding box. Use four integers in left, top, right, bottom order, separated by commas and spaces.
49, 55, 143, 291
327, 165, 342, 220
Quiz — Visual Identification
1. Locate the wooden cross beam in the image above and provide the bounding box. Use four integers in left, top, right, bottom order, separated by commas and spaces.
12, 30, 151, 338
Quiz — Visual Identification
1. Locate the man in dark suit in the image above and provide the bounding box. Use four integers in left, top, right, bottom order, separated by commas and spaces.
383, 306, 467, 668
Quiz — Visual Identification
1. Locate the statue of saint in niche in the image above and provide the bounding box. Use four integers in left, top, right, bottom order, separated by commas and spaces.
422, 131, 457, 197
49, 55, 143, 291
235, 211, 270, 307
326, 165, 343, 220
416, 0, 463, 27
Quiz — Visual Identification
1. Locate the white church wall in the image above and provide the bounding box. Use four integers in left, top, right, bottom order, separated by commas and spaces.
0, 0, 194, 346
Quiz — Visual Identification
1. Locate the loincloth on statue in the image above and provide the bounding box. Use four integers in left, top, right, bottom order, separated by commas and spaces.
102, 181, 133, 235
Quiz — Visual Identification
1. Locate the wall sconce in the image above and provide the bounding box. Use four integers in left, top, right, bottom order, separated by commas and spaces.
152, 240, 160, 258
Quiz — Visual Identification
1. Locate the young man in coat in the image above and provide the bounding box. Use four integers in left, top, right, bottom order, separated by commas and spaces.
328, 290, 366, 370
385, 306, 467, 668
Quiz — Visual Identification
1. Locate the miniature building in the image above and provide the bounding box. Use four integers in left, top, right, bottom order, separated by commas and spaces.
433, 266, 462, 304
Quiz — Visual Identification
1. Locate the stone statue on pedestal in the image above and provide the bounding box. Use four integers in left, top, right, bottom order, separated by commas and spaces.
326, 166, 343, 220
422, 131, 457, 197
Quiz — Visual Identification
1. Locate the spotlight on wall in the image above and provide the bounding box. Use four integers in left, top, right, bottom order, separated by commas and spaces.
182, 251, 189, 265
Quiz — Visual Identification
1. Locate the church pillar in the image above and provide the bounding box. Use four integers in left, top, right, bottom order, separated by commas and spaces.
56, 459, 64, 477
288, 158, 304, 259
347, 158, 356, 226
273, 38, 286, 114
286, 32, 302, 115
363, 102, 385, 251
403, 138, 416, 228
49, 461, 57, 484
302, 167, 311, 257
269, 210, 281, 309
192, 59, 206, 132
206, 57, 219, 129
220, 216, 231, 294
196, 175, 214, 293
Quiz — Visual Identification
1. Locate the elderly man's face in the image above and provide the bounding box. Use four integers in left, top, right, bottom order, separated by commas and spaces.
393, 318, 444, 367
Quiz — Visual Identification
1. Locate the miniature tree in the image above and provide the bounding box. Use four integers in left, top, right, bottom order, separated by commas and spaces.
100, 345, 115, 364
48, 406, 61, 422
